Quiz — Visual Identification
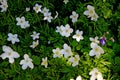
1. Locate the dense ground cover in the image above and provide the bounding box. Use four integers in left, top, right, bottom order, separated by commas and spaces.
0, 0, 120, 80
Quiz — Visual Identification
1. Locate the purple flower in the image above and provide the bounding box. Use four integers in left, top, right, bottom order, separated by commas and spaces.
100, 37, 106, 45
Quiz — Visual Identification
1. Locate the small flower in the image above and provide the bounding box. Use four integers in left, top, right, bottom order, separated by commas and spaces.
41, 7, 49, 16
30, 40, 39, 49
41, 57, 48, 68
26, 7, 30, 11
61, 43, 73, 58
56, 25, 65, 36
83, 5, 95, 18
0, 45, 20, 63
89, 42, 104, 58
52, 48, 63, 58
72, 30, 84, 42
16, 16, 30, 29
33, 3, 42, 13
63, 0, 69, 4
20, 54, 34, 70
70, 11, 79, 23
90, 36, 99, 44
62, 24, 73, 37
0, 0, 8, 12
89, 68, 104, 80
30, 31, 40, 40
43, 12, 53, 22
68, 54, 80, 67
83, 5, 99, 21
7, 33, 20, 44
100, 37, 106, 45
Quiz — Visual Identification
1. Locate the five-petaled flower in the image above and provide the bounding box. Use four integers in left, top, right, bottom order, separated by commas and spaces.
89, 68, 104, 80
7, 33, 20, 44
30, 40, 39, 49
41, 57, 48, 68
89, 42, 104, 58
83, 5, 99, 21
43, 12, 53, 22
33, 3, 42, 13
70, 11, 79, 23
90, 36, 99, 44
30, 31, 40, 40
16, 16, 30, 29
20, 54, 34, 70
61, 43, 73, 58
72, 30, 84, 42
52, 48, 63, 58
68, 54, 80, 67
0, 45, 20, 63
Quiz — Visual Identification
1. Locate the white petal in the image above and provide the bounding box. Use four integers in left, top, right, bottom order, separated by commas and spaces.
22, 64, 27, 70
28, 62, 34, 69
20, 60, 25, 65
0, 53, 7, 59
76, 75, 82, 80
89, 50, 95, 56
9, 58, 14, 63
83, 11, 89, 16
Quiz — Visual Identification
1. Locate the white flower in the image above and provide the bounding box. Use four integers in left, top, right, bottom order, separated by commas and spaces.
56, 25, 65, 35
61, 43, 73, 58
43, 12, 53, 22
20, 54, 34, 70
63, 0, 69, 4
41, 57, 48, 68
89, 42, 104, 58
72, 30, 84, 42
89, 68, 104, 80
70, 11, 79, 23
16, 16, 30, 29
7, 33, 20, 44
68, 54, 80, 67
26, 7, 30, 11
0, 45, 20, 63
70, 75, 82, 80
52, 48, 63, 58
33, 3, 42, 13
0, 0, 8, 12
83, 5, 99, 21
62, 24, 73, 37
30, 40, 39, 49
30, 31, 40, 40
90, 36, 99, 44
83, 5, 95, 18
41, 7, 49, 16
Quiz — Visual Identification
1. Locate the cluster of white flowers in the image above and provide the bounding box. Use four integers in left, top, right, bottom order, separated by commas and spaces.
56, 24, 73, 37
0, 0, 8, 12
16, 16, 30, 29
83, 5, 99, 21
33, 3, 53, 22
89, 68, 104, 80
53, 43, 80, 67
30, 31, 40, 49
